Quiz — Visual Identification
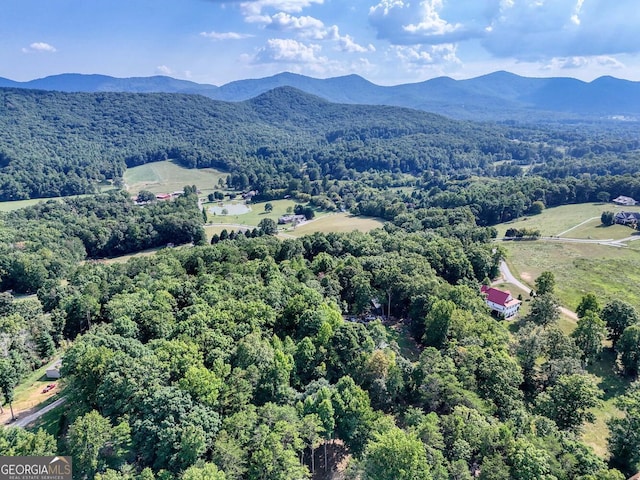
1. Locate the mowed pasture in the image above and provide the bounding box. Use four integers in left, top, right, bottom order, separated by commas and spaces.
502, 240, 640, 316
124, 160, 227, 196
286, 213, 384, 236
496, 202, 640, 239
205, 199, 300, 226
204, 211, 385, 242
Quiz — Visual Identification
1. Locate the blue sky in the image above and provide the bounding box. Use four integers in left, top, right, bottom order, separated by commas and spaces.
2, 0, 639, 86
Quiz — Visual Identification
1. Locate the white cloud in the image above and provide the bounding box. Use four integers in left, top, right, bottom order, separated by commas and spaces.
369, 0, 488, 45
200, 31, 253, 40
22, 42, 57, 53
483, 0, 640, 59
253, 38, 326, 64
265, 12, 325, 38
156, 65, 173, 75
338, 35, 375, 54
240, 0, 324, 22
392, 43, 461, 68
544, 55, 624, 71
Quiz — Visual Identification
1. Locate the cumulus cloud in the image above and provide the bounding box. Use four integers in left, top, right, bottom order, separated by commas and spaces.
22, 42, 57, 53
392, 43, 461, 67
257, 12, 372, 53
265, 12, 325, 37
544, 55, 624, 71
200, 31, 253, 40
369, 0, 489, 45
338, 35, 375, 54
483, 0, 640, 59
253, 38, 326, 64
156, 65, 173, 75
240, 0, 324, 22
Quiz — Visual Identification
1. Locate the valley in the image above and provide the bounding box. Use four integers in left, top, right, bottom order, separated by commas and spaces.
1, 80, 639, 480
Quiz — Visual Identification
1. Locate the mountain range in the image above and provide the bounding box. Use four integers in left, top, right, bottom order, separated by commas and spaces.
1, 71, 639, 122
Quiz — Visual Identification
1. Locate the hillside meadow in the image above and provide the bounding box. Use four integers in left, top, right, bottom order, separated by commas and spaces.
496, 202, 640, 239
124, 160, 227, 196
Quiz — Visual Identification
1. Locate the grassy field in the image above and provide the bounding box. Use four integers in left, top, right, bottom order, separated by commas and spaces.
502, 241, 640, 312
124, 160, 227, 196
0, 198, 48, 212
496, 202, 640, 239
0, 358, 62, 426
286, 213, 384, 236
205, 198, 301, 226
204, 212, 385, 242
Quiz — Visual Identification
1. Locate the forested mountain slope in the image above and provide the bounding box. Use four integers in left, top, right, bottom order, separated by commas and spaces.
3, 71, 640, 121
0, 86, 520, 200
2, 86, 640, 202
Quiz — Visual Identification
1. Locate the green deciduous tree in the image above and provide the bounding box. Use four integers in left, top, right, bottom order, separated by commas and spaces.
576, 293, 601, 318
361, 427, 432, 480
572, 310, 607, 366
608, 382, 640, 475
617, 324, 640, 377
535, 373, 601, 431
601, 300, 640, 347
534, 271, 556, 295
182, 463, 226, 480
0, 357, 20, 420
258, 218, 278, 236
67, 410, 131, 479
526, 294, 560, 327
601, 211, 615, 226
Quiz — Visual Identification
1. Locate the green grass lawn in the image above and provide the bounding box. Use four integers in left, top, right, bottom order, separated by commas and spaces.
204, 211, 385, 242
286, 213, 384, 236
205, 198, 301, 226
27, 400, 67, 437
502, 241, 640, 312
580, 348, 629, 458
124, 160, 227, 196
496, 203, 640, 238
499, 238, 636, 459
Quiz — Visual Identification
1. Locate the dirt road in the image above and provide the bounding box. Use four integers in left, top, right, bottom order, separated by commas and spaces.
9, 397, 66, 428
498, 261, 578, 322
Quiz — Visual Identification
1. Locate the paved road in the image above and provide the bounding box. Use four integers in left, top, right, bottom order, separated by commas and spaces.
498, 261, 578, 322
10, 397, 66, 428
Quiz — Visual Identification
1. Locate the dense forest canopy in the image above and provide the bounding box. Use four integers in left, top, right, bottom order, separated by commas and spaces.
1, 215, 633, 479
1, 86, 640, 201
1, 85, 640, 479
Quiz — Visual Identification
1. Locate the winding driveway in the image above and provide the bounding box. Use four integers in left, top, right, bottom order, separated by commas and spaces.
10, 397, 66, 428
498, 261, 578, 322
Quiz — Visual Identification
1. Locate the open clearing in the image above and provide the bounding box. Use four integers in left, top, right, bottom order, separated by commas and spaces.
205, 198, 300, 226
286, 213, 384, 236
496, 202, 640, 239
502, 241, 640, 312
1, 359, 62, 426
124, 160, 227, 196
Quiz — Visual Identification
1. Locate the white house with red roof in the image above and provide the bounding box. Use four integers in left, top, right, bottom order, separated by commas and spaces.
480, 285, 521, 318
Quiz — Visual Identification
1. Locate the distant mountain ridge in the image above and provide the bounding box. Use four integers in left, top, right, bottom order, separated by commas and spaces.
2, 71, 639, 122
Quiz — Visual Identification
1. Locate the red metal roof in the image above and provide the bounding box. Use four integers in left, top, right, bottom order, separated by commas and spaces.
481, 285, 516, 307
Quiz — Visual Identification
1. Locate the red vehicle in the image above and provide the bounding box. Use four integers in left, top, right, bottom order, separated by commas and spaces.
42, 383, 56, 393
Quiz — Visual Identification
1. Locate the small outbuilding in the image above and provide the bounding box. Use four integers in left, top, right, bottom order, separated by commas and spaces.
45, 361, 62, 379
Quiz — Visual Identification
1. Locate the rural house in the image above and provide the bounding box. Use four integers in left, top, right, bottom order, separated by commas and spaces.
614, 211, 640, 227
613, 195, 637, 206
480, 285, 521, 318
278, 214, 306, 225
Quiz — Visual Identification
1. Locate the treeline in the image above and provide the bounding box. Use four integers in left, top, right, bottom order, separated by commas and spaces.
1, 224, 633, 479
3, 86, 640, 200
0, 188, 206, 293
412, 173, 640, 226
